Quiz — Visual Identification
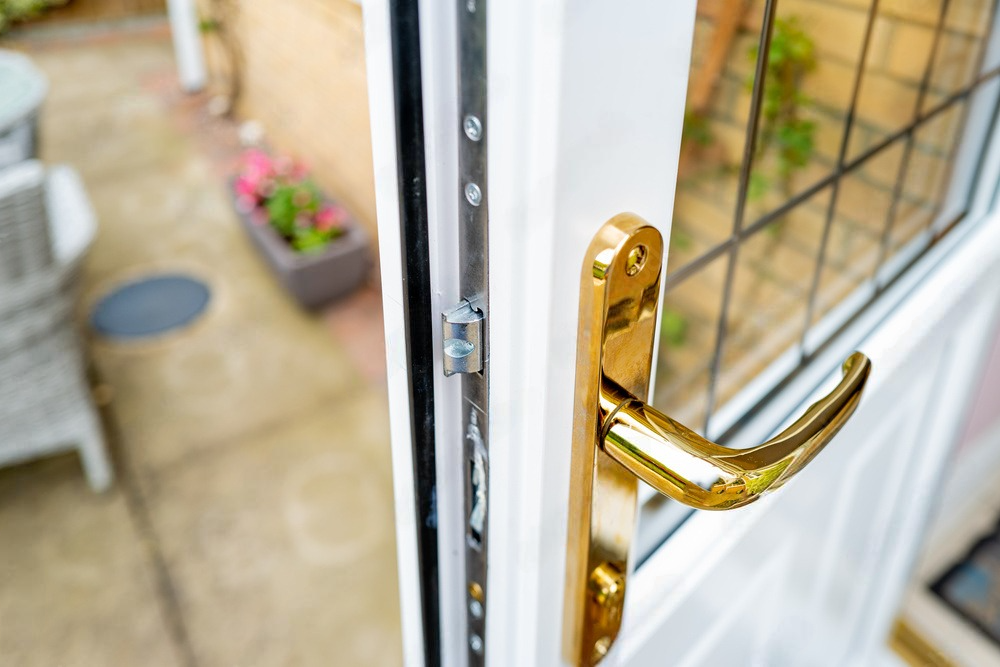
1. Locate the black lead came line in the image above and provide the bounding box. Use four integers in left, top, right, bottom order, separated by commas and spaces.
388, 1, 442, 665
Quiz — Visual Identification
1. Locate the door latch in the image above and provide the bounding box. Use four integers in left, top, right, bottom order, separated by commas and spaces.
564, 214, 871, 665
442, 299, 485, 376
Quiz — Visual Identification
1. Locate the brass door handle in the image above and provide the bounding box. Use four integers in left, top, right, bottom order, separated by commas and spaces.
600, 351, 871, 510
564, 214, 872, 665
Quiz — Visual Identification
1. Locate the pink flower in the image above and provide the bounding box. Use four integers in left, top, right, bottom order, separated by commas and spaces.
234, 175, 259, 202
241, 149, 276, 188
243, 149, 273, 173
315, 204, 346, 232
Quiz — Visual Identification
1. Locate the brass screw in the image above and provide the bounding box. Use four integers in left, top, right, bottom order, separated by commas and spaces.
625, 244, 647, 276
592, 636, 612, 662
587, 563, 625, 663
589, 562, 625, 608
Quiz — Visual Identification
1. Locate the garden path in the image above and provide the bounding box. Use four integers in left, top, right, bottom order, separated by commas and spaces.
0, 21, 401, 667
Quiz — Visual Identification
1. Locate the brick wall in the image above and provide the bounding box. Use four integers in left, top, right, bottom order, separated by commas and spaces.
207, 0, 377, 244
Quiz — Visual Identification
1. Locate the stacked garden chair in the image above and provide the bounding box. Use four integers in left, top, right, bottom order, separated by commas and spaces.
0, 159, 111, 491
0, 50, 46, 170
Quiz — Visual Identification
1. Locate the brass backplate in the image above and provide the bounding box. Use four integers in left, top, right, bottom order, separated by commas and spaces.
564, 214, 662, 665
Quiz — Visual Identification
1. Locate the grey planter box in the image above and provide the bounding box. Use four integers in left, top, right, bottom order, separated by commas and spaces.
232, 188, 371, 310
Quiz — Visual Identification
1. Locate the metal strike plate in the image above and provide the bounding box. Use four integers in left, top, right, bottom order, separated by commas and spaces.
442, 300, 485, 376
563, 214, 663, 666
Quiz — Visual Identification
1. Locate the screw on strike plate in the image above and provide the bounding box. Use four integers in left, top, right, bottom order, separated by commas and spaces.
464, 115, 483, 142
593, 636, 612, 662
465, 182, 483, 207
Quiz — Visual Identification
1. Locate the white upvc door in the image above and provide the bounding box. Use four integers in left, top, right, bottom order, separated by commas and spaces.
366, 1, 1000, 666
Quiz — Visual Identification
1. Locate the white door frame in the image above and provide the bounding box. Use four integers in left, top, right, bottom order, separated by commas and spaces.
364, 1, 469, 665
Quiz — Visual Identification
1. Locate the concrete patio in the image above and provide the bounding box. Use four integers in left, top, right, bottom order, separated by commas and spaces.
0, 21, 401, 667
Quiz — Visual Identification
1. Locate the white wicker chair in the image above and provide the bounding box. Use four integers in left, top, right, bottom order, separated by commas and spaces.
0, 160, 111, 491
0, 50, 46, 170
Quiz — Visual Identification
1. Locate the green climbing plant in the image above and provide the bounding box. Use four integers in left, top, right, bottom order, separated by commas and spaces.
746, 17, 818, 203
661, 307, 690, 349
682, 109, 715, 149
0, 0, 66, 33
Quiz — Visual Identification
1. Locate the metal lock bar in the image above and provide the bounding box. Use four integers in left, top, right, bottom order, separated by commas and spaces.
442, 300, 485, 376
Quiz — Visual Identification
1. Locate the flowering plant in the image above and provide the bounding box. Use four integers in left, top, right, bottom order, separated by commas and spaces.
234, 149, 348, 253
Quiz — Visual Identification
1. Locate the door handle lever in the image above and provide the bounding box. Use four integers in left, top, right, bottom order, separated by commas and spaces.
600, 351, 870, 510
564, 214, 871, 665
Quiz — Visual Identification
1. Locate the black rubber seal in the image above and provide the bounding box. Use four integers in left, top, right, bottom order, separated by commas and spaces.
388, 1, 441, 664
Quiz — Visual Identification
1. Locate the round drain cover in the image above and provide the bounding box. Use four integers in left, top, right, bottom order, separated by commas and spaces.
91, 274, 211, 340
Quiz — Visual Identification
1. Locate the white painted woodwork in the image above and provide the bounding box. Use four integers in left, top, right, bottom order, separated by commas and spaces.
481, 1, 1000, 666
362, 2, 425, 664
486, 2, 696, 665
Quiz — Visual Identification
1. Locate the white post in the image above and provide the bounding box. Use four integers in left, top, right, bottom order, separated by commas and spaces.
166, 0, 207, 93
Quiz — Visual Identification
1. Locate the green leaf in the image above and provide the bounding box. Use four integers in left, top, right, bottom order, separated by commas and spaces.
747, 171, 770, 201
683, 110, 715, 147
265, 185, 298, 237
661, 308, 689, 348
291, 228, 332, 253
745, 14, 818, 200
671, 229, 693, 251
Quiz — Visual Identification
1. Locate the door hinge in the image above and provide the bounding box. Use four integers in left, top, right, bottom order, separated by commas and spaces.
442, 299, 485, 376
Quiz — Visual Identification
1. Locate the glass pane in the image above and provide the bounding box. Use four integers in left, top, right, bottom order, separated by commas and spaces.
668, 185, 731, 271
889, 102, 967, 254
811, 143, 906, 327
672, 0, 874, 272
669, 1, 772, 275
922, 0, 995, 112
743, 0, 871, 221
715, 187, 833, 411
847, 1, 945, 160
652, 255, 728, 431
661, 0, 998, 427
642, 0, 1000, 553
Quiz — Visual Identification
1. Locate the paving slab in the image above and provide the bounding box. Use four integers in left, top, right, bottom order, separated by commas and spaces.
144, 390, 401, 667
0, 456, 182, 667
